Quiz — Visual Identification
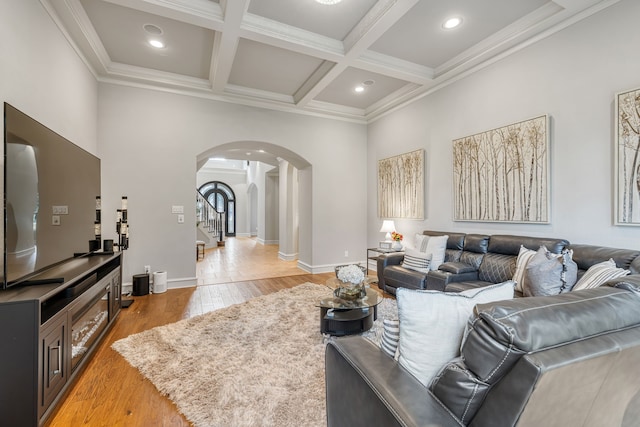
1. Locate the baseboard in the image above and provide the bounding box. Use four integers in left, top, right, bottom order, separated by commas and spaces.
167, 277, 197, 289
256, 238, 279, 245
296, 261, 368, 274
278, 251, 298, 261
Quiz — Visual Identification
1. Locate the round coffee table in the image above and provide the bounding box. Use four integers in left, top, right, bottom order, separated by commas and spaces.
317, 280, 382, 336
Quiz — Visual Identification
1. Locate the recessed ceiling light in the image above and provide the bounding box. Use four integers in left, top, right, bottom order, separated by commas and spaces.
355, 85, 365, 93
443, 17, 462, 30
149, 39, 165, 49
315, 0, 342, 5
143, 24, 163, 35
363, 80, 375, 86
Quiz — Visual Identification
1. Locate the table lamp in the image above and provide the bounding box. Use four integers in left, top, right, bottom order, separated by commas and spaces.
379, 220, 396, 242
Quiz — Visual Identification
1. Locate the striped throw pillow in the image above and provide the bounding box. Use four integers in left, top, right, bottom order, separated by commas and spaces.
402, 249, 432, 273
380, 318, 400, 359
512, 245, 537, 293
572, 259, 630, 291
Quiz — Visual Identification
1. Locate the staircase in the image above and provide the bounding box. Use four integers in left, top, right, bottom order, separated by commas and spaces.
196, 190, 225, 246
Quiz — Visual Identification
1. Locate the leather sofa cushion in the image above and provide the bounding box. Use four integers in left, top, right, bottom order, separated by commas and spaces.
477, 253, 516, 283
460, 251, 484, 270
463, 234, 490, 253
440, 262, 477, 274
384, 265, 427, 290
444, 281, 491, 293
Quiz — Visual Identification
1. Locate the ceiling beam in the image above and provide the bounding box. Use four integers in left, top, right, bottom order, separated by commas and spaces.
209, 0, 249, 92
294, 0, 420, 108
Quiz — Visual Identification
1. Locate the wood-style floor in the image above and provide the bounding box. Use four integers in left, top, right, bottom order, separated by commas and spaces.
45, 237, 369, 426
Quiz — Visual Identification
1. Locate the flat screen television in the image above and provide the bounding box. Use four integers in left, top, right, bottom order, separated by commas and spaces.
2, 103, 101, 289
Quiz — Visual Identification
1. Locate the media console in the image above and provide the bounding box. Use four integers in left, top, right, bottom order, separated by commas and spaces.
0, 252, 122, 426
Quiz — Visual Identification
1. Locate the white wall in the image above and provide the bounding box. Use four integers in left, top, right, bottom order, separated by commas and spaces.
367, 0, 640, 250
98, 84, 367, 285
0, 1, 98, 154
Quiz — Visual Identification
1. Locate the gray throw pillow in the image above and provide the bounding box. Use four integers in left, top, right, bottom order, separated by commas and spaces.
523, 247, 578, 297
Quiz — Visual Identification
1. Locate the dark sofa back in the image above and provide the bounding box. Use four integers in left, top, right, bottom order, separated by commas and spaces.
431, 285, 640, 425
488, 234, 569, 255
569, 244, 640, 275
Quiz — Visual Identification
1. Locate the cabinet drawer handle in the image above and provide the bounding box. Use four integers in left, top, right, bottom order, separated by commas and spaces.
50, 345, 61, 375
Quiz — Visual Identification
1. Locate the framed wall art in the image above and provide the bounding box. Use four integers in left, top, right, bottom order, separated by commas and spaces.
453, 115, 549, 223
377, 149, 424, 220
615, 87, 640, 226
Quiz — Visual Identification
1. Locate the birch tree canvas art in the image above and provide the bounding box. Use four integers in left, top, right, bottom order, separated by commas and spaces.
378, 149, 424, 219
616, 87, 640, 225
453, 115, 549, 223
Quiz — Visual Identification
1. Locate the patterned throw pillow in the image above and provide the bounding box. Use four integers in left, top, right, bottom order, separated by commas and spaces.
512, 245, 537, 293
523, 247, 578, 297
572, 259, 630, 291
380, 318, 400, 359
401, 249, 432, 273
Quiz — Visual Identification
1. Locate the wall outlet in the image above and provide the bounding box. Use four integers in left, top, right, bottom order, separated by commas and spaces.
144, 265, 151, 274
344, 250, 349, 257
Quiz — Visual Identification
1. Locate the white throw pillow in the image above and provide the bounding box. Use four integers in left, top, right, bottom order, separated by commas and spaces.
414, 234, 429, 252
512, 245, 537, 293
396, 281, 515, 387
423, 235, 448, 270
572, 259, 630, 291
401, 249, 432, 273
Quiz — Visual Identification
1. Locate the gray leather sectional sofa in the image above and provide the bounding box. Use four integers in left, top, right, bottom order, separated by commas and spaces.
326, 231, 640, 426
325, 282, 640, 426
377, 231, 640, 295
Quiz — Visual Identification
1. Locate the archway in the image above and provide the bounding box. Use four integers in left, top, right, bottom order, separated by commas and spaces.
196, 141, 312, 268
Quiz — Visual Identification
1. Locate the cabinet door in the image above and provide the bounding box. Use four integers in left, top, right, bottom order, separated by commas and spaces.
41, 314, 67, 412
110, 270, 122, 320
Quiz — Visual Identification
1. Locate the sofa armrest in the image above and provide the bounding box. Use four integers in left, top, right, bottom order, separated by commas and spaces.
426, 269, 479, 291
325, 337, 460, 427
608, 274, 640, 291
377, 252, 406, 290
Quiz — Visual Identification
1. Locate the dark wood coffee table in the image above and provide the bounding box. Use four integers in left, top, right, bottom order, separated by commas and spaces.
316, 281, 382, 336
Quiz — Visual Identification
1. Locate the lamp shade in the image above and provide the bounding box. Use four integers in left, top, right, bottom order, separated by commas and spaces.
379, 220, 395, 241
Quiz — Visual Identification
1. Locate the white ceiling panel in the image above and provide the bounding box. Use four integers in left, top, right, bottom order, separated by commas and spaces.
369, 0, 550, 69
44, 0, 618, 122
247, 0, 378, 41
229, 39, 327, 96
315, 67, 408, 109
80, 0, 215, 79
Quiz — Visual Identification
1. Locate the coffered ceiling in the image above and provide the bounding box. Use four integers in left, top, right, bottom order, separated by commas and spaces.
43, 0, 617, 122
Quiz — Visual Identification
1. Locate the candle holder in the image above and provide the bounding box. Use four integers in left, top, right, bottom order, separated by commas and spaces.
115, 196, 129, 250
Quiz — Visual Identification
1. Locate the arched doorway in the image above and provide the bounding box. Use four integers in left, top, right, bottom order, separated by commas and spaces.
198, 181, 236, 237
196, 141, 312, 267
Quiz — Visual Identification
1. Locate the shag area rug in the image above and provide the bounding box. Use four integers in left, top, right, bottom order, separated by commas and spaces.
112, 283, 397, 427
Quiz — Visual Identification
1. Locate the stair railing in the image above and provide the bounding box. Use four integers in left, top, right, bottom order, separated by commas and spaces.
196, 190, 224, 243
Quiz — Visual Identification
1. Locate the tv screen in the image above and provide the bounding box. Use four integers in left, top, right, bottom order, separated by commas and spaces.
3, 103, 101, 288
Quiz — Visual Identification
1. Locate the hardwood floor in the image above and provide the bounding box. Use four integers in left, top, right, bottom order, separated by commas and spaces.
44, 238, 367, 426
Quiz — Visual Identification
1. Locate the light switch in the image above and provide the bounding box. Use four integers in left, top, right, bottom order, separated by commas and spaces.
172, 205, 184, 214
52, 215, 61, 226
177, 214, 184, 224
